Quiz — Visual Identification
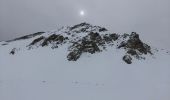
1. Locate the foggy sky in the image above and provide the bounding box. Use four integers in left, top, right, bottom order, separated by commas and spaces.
0, 0, 170, 49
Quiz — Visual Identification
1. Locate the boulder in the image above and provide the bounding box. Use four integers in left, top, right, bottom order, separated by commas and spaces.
10, 48, 16, 55
123, 55, 132, 64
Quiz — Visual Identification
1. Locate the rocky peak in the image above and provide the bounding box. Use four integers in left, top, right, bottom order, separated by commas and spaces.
6, 23, 152, 64
69, 22, 107, 33
70, 22, 91, 30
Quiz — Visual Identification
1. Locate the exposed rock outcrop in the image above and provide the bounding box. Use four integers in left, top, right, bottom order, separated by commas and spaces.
123, 55, 132, 64
8, 23, 153, 64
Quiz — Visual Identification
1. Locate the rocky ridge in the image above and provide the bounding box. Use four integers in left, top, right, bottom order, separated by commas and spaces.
4, 22, 152, 64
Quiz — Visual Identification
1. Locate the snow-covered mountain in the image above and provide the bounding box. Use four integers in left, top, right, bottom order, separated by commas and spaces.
0, 23, 170, 100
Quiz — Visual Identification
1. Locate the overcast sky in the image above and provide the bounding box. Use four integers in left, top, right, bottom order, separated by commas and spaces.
0, 0, 170, 49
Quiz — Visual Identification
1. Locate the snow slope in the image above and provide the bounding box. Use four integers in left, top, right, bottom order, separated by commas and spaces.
0, 23, 170, 100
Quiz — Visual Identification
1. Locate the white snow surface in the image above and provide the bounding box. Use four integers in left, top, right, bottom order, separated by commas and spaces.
0, 24, 170, 100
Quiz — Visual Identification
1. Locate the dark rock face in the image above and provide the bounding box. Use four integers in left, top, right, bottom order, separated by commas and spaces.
67, 32, 103, 61
103, 33, 119, 43
127, 49, 137, 56
118, 32, 152, 60
118, 32, 152, 62
126, 32, 148, 54
82, 41, 100, 53
125, 32, 151, 54
123, 55, 132, 64
87, 32, 104, 46
41, 34, 68, 48
27, 34, 69, 49
99, 28, 107, 32
67, 41, 100, 61
67, 49, 82, 61
67, 32, 122, 61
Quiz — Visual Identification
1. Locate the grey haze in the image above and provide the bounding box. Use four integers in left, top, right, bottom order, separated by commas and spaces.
0, 0, 170, 49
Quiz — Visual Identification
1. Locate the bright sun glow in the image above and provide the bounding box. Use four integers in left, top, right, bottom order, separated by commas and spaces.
80, 10, 85, 16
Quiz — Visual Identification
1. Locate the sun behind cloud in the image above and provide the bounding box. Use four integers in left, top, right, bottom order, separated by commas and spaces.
79, 10, 85, 17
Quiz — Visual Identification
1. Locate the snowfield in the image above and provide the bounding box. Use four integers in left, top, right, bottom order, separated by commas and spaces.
0, 23, 170, 100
